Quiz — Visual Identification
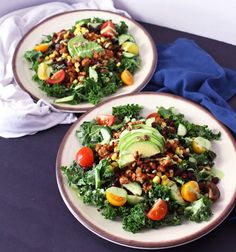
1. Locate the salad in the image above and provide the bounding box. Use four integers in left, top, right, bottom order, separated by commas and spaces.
61, 104, 222, 233
24, 18, 141, 105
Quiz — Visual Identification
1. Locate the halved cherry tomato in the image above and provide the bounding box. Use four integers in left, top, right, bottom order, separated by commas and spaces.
121, 69, 134, 85
76, 146, 94, 168
105, 187, 127, 207
96, 114, 115, 126
100, 21, 116, 37
146, 112, 162, 122
147, 199, 168, 221
47, 70, 65, 84
181, 181, 200, 202
34, 43, 49, 52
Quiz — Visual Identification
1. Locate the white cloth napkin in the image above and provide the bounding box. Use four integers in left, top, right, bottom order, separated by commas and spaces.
0, 0, 129, 138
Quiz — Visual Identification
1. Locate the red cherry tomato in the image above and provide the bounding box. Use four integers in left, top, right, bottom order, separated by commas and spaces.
47, 70, 65, 84
76, 147, 94, 168
100, 21, 116, 37
147, 199, 168, 221
146, 112, 162, 122
96, 114, 115, 126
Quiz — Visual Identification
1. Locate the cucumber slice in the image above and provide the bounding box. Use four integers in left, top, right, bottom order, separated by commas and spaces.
100, 127, 111, 144
177, 123, 187, 136
127, 195, 144, 205
89, 67, 98, 82
122, 182, 142, 196
118, 34, 135, 45
170, 183, 185, 205
122, 52, 136, 58
54, 95, 74, 103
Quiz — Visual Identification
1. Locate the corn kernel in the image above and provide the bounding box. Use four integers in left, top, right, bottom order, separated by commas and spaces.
74, 62, 80, 68
111, 161, 118, 168
62, 53, 68, 58
73, 79, 78, 84
101, 37, 105, 43
45, 56, 49, 60
81, 27, 88, 34
97, 38, 101, 43
49, 53, 56, 59
114, 146, 119, 152
63, 32, 69, 39
116, 62, 121, 67
161, 122, 167, 128
67, 55, 72, 62
153, 176, 161, 184
111, 153, 118, 161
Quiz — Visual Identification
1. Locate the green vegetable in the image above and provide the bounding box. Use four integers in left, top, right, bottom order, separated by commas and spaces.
184, 196, 212, 222
157, 107, 221, 140
112, 104, 143, 121
24, 50, 42, 62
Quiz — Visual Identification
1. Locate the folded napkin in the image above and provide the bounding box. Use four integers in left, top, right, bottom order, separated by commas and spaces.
144, 38, 236, 135
0, 0, 128, 138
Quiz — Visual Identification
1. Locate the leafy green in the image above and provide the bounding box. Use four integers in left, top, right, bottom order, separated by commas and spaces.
112, 104, 143, 121
120, 56, 141, 74
115, 21, 128, 34
157, 107, 221, 140
184, 196, 212, 222
24, 50, 42, 62
102, 202, 119, 220
76, 120, 103, 147
122, 203, 149, 233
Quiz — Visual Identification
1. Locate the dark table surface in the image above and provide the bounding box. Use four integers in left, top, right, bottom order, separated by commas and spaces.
0, 22, 236, 252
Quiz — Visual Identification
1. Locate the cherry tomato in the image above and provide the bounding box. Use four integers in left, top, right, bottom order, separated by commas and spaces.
181, 181, 200, 202
76, 147, 94, 168
147, 199, 168, 221
121, 69, 134, 85
105, 187, 127, 207
34, 43, 49, 52
96, 114, 115, 126
146, 112, 162, 122
100, 21, 116, 37
47, 70, 65, 84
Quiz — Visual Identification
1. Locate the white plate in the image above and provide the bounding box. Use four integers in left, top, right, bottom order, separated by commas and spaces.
56, 92, 236, 249
12, 10, 157, 112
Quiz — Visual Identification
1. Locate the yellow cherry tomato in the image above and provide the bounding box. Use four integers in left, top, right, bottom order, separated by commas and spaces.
121, 69, 134, 85
121, 42, 139, 55
37, 62, 49, 80
181, 181, 200, 202
192, 137, 211, 154
34, 43, 49, 52
105, 187, 127, 207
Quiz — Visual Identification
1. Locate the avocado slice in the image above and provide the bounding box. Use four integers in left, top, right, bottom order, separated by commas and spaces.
122, 182, 142, 196
120, 133, 164, 153
118, 141, 161, 167
118, 128, 164, 151
132, 124, 165, 145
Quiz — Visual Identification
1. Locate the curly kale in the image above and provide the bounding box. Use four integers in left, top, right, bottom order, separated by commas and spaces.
184, 196, 212, 222
122, 203, 149, 233
157, 107, 221, 140
112, 104, 143, 121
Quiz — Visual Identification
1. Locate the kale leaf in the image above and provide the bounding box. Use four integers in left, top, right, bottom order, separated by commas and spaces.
157, 107, 221, 140
184, 196, 212, 222
112, 104, 143, 121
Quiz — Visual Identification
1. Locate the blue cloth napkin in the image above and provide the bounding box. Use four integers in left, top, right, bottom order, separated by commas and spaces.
144, 38, 236, 135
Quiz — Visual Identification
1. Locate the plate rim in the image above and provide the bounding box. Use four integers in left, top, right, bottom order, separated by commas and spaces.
56, 92, 236, 249
12, 9, 157, 113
